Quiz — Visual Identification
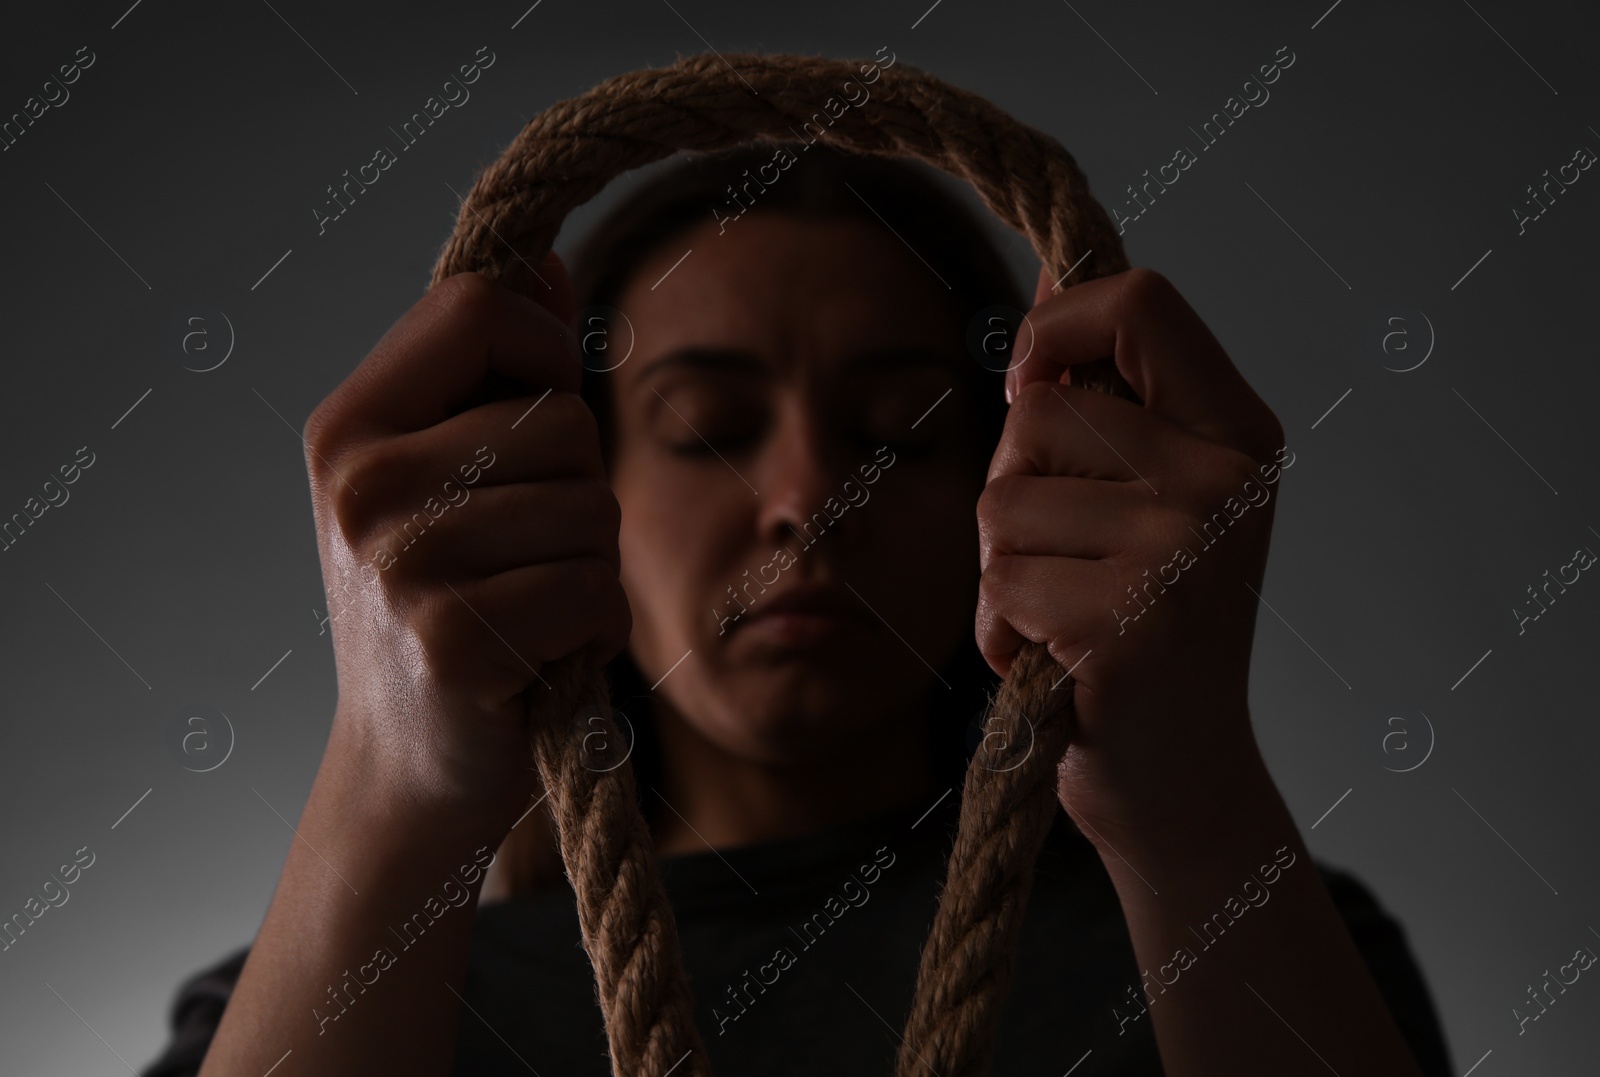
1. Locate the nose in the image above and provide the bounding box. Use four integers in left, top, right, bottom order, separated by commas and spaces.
753, 398, 848, 552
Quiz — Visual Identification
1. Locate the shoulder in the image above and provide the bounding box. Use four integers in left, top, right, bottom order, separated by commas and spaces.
1311, 859, 1455, 1077
140, 945, 250, 1077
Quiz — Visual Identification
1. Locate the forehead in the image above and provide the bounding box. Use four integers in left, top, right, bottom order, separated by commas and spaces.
610, 213, 963, 380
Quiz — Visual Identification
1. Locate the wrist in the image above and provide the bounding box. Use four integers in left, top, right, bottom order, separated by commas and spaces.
1065, 738, 1287, 865
1076, 766, 1301, 922
321, 705, 529, 849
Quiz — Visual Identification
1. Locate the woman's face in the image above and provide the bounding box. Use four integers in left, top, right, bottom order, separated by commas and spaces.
608, 211, 989, 769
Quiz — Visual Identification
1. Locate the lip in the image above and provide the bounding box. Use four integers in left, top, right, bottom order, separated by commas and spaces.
738, 610, 864, 647
732, 586, 870, 646
746, 585, 863, 621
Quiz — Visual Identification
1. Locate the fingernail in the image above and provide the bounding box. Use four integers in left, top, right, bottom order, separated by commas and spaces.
1005, 379, 1014, 405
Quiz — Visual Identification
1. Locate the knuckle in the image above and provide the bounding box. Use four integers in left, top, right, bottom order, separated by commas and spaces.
411, 585, 498, 681
327, 479, 366, 541
417, 637, 479, 700
1177, 448, 1259, 530
1008, 379, 1059, 423
301, 405, 326, 457
554, 390, 600, 440
979, 554, 1019, 603
301, 399, 347, 474
1216, 442, 1263, 491
410, 592, 461, 673
975, 474, 1022, 540
1146, 502, 1199, 554
372, 534, 425, 588
329, 446, 397, 538
1119, 265, 1176, 310
546, 392, 603, 471
430, 270, 501, 322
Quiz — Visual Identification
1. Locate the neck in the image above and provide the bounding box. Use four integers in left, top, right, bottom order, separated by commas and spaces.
647, 695, 941, 856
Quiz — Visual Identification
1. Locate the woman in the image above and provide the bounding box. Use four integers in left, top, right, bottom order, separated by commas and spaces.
142, 142, 1452, 1076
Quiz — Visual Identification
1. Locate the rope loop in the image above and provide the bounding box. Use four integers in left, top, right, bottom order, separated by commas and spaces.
429, 50, 1138, 1077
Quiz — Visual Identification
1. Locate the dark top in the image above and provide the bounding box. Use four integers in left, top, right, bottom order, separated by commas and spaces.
139, 795, 1452, 1076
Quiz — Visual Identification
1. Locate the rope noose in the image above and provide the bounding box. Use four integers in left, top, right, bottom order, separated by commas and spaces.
427, 51, 1143, 1077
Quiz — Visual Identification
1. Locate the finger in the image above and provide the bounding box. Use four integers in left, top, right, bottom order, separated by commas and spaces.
976, 553, 1114, 678
1007, 268, 1281, 462
336, 391, 605, 530
988, 380, 1185, 488
385, 479, 621, 578
977, 474, 1155, 573
324, 255, 583, 438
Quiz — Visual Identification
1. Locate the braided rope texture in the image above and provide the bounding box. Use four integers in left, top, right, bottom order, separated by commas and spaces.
427, 50, 1140, 1077
526, 660, 704, 1077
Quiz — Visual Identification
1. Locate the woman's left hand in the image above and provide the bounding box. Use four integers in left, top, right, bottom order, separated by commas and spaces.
975, 265, 1294, 848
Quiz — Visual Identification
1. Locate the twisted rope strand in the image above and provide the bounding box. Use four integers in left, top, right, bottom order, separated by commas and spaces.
892, 641, 1077, 1077
428, 51, 1139, 1077
524, 661, 707, 1077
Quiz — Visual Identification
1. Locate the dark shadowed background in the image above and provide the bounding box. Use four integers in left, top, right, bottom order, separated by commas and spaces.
2, 1, 1598, 1073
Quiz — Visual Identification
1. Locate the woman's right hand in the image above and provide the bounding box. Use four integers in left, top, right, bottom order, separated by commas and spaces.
301, 255, 631, 836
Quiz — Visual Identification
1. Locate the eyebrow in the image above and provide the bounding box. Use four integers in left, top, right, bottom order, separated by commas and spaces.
633, 345, 952, 382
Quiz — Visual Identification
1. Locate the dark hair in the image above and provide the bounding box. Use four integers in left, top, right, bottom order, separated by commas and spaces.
561, 140, 1027, 806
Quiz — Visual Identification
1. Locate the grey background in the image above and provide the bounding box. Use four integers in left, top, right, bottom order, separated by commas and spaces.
2, 0, 1597, 1073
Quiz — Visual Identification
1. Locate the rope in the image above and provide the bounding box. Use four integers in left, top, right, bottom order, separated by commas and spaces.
428, 50, 1141, 1077
527, 660, 701, 1077
893, 640, 1078, 1077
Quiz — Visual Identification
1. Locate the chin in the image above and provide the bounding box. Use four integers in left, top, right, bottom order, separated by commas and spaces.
702, 688, 865, 766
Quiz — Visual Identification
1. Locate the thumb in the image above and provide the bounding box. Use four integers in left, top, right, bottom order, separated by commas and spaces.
1007, 266, 1061, 403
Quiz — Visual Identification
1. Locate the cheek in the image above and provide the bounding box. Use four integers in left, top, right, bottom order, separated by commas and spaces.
614, 469, 733, 641
617, 489, 683, 609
